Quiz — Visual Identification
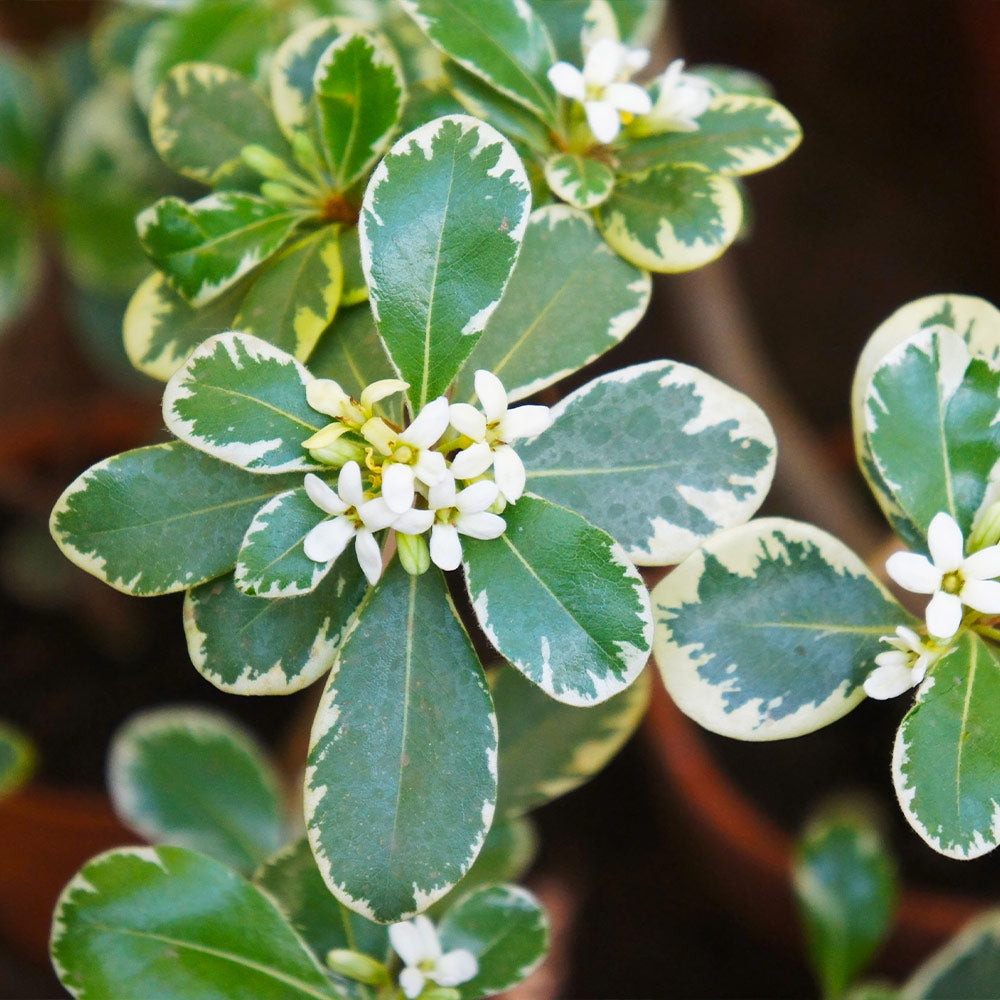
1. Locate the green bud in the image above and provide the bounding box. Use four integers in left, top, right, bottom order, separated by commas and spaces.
292, 129, 326, 180
325, 949, 390, 986
397, 532, 430, 576
241, 144, 298, 182
969, 499, 1000, 551
422, 989, 461, 1000
260, 181, 309, 206
488, 494, 507, 516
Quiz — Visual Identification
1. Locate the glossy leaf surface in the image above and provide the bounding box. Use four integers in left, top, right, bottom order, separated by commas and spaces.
544, 153, 615, 209
902, 910, 1000, 999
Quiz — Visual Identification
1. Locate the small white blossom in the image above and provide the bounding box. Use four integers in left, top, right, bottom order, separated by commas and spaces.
380, 396, 451, 512
885, 511, 1000, 639
427, 476, 505, 571
547, 37, 652, 144
388, 915, 478, 999
643, 59, 713, 133
864, 626, 939, 700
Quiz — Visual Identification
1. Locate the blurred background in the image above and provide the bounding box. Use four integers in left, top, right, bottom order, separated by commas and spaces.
2, 1, 1000, 996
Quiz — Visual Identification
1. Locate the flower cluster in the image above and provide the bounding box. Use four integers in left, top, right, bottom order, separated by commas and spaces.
301, 370, 553, 585
388, 915, 478, 998
547, 36, 712, 144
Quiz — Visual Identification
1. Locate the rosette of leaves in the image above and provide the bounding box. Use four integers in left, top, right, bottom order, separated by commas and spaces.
653, 293, 1000, 861
399, 0, 801, 272
50, 114, 777, 924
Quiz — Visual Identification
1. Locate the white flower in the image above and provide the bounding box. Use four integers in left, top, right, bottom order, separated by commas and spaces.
864, 626, 938, 700
449, 370, 553, 503
547, 37, 652, 144
388, 915, 477, 999
642, 59, 713, 133
379, 396, 451, 513
427, 476, 505, 571
885, 511, 1000, 639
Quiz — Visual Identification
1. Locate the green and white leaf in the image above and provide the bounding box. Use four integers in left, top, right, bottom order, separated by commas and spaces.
0, 195, 42, 330
361, 115, 531, 411
521, 360, 776, 565
137, 192, 304, 307
464, 495, 652, 706
0, 720, 35, 799
337, 225, 367, 305
690, 64, 775, 99
535, 0, 618, 66
234, 227, 342, 362
893, 631, 1000, 860
184, 561, 368, 696
51, 846, 340, 1000
653, 518, 915, 740
401, 0, 557, 126
108, 707, 285, 875
901, 909, 1000, 999
621, 95, 801, 176
596, 164, 743, 272
314, 30, 405, 191
150, 62, 288, 187
164, 332, 323, 474
0, 44, 47, 179
455, 206, 649, 404
493, 662, 650, 816
306, 561, 497, 923
438, 885, 549, 999
544, 152, 614, 209
50, 442, 301, 596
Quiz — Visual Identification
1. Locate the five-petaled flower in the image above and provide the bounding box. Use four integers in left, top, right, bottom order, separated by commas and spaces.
864, 625, 939, 700
643, 59, 713, 133
426, 476, 506, 571
388, 915, 477, 999
885, 511, 1000, 639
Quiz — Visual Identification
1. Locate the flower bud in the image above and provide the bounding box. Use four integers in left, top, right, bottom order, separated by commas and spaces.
241, 144, 298, 182
260, 182, 307, 206
302, 424, 367, 466
397, 532, 430, 576
362, 416, 397, 456
292, 129, 325, 177
325, 949, 389, 986
969, 499, 1000, 552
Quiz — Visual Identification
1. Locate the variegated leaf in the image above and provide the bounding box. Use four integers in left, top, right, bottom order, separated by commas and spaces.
902, 909, 1000, 998
535, 0, 618, 66
184, 562, 368, 696
360, 115, 531, 410
0, 44, 46, 181
653, 518, 914, 740
455, 205, 649, 404
596, 164, 743, 272
338, 225, 367, 305
0, 721, 34, 799
305, 561, 496, 923
893, 631, 1000, 860
544, 152, 615, 209
520, 361, 776, 565
690, 63, 775, 99
463, 495, 652, 706
137, 192, 304, 307
163, 332, 323, 474
49, 442, 301, 596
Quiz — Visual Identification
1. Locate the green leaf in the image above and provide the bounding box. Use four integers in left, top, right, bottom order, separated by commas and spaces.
234, 227, 343, 361
620, 95, 801, 177
902, 910, 1000, 999
338, 225, 367, 305
864, 327, 1000, 545
185, 561, 368, 696
305, 561, 497, 923
401, 0, 557, 126
123, 270, 244, 382
150, 62, 288, 187
464, 495, 652, 706
51, 846, 341, 999
108, 707, 284, 875
137, 192, 304, 307
314, 30, 405, 191
455, 206, 649, 404
255, 838, 389, 969
361, 115, 531, 411
520, 360, 776, 565
893, 631, 1000, 859
793, 807, 898, 999
690, 63, 775, 99
493, 662, 649, 816
163, 332, 323, 474
438, 885, 549, 999
0, 720, 35, 799
544, 152, 615, 209
0, 44, 47, 179
0, 194, 42, 330
50, 442, 302, 596
596, 163, 743, 272
652, 517, 914, 740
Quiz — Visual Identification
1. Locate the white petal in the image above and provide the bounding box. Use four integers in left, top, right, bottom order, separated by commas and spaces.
962, 544, 1000, 580
413, 915, 441, 961
864, 662, 917, 700
360, 378, 408, 409
389, 922, 425, 968
449, 402, 487, 441
304, 473, 348, 515
414, 449, 448, 487
450, 441, 494, 480
382, 463, 415, 514
399, 968, 425, 1000
303, 516, 355, 563
394, 508, 435, 534
583, 37, 624, 87
625, 47, 650, 72
885, 551, 941, 594
358, 496, 397, 532
455, 479, 499, 514
428, 475, 457, 511
306, 378, 349, 417
430, 522, 462, 571
547, 61, 585, 101
354, 530, 383, 586
474, 370, 508, 424
606, 81, 652, 115
456, 511, 506, 540
584, 99, 621, 143
873, 649, 909, 670
435, 949, 479, 987
960, 578, 1000, 615
493, 445, 526, 503
927, 511, 965, 572
337, 461, 364, 509
403, 397, 449, 449
895, 625, 923, 650
925, 590, 963, 639
498, 404, 553, 441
